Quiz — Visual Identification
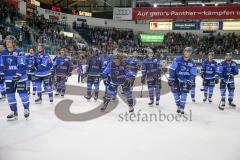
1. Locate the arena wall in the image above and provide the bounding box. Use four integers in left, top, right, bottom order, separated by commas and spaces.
18, 1, 240, 35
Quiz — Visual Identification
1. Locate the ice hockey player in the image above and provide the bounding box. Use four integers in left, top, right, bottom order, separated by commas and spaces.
84, 48, 102, 100
0, 44, 6, 100
34, 44, 53, 104
77, 61, 84, 83
53, 48, 73, 97
200, 52, 218, 103
217, 52, 239, 110
141, 48, 162, 106
26, 48, 36, 95
125, 51, 141, 92
190, 78, 196, 102
168, 47, 197, 114
101, 52, 135, 113
101, 52, 112, 99
0, 35, 30, 120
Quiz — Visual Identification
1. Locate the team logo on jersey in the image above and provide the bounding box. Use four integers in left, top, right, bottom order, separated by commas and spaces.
180, 65, 187, 71
6, 58, 13, 65
227, 67, 232, 72
37, 59, 41, 64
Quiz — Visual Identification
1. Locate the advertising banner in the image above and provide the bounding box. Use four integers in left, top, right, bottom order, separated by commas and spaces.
113, 8, 132, 20
173, 21, 197, 30
140, 34, 164, 43
150, 22, 172, 30
200, 22, 219, 30
223, 21, 240, 30
133, 6, 240, 20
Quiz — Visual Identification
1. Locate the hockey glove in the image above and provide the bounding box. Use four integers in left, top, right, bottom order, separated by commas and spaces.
103, 78, 110, 86
124, 78, 133, 88
51, 69, 55, 75
187, 80, 193, 88
0, 74, 4, 81
12, 75, 21, 82
227, 73, 234, 79
29, 66, 36, 73
168, 79, 175, 87
215, 78, 219, 84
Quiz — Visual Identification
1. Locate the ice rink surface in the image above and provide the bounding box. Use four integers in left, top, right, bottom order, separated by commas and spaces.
0, 75, 240, 160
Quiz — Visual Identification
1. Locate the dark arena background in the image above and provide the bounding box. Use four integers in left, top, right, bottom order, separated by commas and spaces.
0, 0, 240, 160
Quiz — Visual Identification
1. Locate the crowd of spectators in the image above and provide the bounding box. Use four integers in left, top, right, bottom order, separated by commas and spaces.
0, 1, 20, 24
158, 32, 240, 55
0, 1, 31, 46
75, 23, 134, 53
26, 14, 83, 52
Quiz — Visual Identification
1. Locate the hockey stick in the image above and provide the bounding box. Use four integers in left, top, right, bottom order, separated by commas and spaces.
140, 83, 143, 98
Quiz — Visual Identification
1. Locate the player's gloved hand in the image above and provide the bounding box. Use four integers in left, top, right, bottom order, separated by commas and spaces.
51, 70, 55, 75
227, 73, 234, 79
141, 77, 145, 84
124, 78, 132, 88
155, 76, 161, 82
12, 75, 21, 82
0, 74, 4, 81
187, 80, 193, 87
168, 79, 175, 87
29, 66, 36, 73
103, 79, 109, 86
215, 78, 219, 84
64, 77, 68, 82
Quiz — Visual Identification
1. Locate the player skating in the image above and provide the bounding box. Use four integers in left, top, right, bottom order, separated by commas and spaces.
217, 53, 239, 110
141, 48, 162, 106
101, 52, 135, 113
168, 47, 197, 114
84, 48, 102, 100
0, 35, 30, 120
26, 48, 37, 95
34, 44, 54, 104
53, 48, 73, 97
200, 52, 219, 103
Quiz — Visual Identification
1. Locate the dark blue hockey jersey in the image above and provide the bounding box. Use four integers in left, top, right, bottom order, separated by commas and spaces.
201, 59, 218, 79
26, 54, 35, 75
142, 57, 161, 81
86, 55, 102, 76
126, 56, 141, 77
101, 54, 112, 72
102, 62, 134, 86
169, 56, 197, 83
0, 48, 28, 82
34, 52, 53, 77
53, 55, 72, 77
217, 60, 239, 83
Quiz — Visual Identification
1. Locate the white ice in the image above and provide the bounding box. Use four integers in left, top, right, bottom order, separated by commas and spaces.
0, 74, 240, 160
